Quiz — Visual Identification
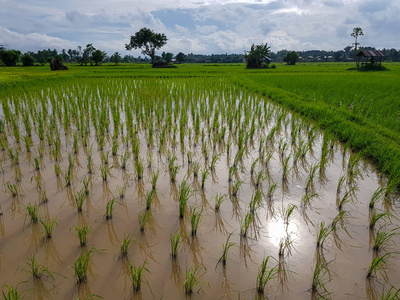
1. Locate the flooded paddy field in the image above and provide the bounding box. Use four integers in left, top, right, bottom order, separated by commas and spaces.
0, 78, 399, 299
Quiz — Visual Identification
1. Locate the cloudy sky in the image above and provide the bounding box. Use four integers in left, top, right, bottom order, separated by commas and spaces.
1, 0, 399, 56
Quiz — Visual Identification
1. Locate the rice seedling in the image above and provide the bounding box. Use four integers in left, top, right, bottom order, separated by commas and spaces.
54, 164, 61, 177
282, 156, 291, 182
369, 186, 385, 209
366, 252, 392, 278
301, 191, 319, 207
228, 166, 237, 182
105, 198, 116, 219
382, 287, 400, 300
282, 203, 297, 225
121, 152, 128, 169
65, 166, 72, 186
201, 168, 210, 189
183, 265, 206, 294
250, 158, 259, 175
311, 253, 332, 297
178, 180, 191, 218
190, 206, 203, 236
316, 222, 335, 247
87, 154, 93, 174
254, 170, 266, 188
8, 148, 19, 165
145, 190, 155, 210
278, 236, 294, 257
370, 210, 391, 230
256, 256, 279, 294
305, 164, 318, 193
217, 233, 235, 266
192, 160, 201, 178
2, 284, 22, 300
134, 159, 144, 180
138, 210, 149, 232
338, 189, 353, 211
169, 165, 179, 183
170, 232, 181, 258
5, 182, 20, 197
75, 190, 86, 212
336, 175, 346, 194
210, 154, 219, 171
33, 156, 40, 171
112, 138, 118, 156
267, 181, 278, 200
187, 151, 192, 164
24, 135, 31, 152
26, 202, 39, 223
72, 248, 95, 284
101, 164, 114, 182
231, 180, 243, 197
214, 193, 227, 210
373, 227, 400, 252
75, 224, 91, 247
128, 261, 149, 292
249, 189, 263, 214
240, 212, 253, 237
82, 176, 90, 195
120, 234, 134, 257
151, 170, 159, 190
331, 211, 349, 229
40, 217, 57, 239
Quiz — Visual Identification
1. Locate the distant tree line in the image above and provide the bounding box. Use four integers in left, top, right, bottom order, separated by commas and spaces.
1, 45, 399, 67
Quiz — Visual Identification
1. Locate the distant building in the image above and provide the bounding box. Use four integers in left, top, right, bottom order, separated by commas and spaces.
355, 50, 385, 66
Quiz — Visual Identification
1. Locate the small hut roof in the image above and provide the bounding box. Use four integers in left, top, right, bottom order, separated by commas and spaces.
356, 50, 385, 57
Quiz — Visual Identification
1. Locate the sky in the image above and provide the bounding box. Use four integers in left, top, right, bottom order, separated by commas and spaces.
1, 0, 399, 56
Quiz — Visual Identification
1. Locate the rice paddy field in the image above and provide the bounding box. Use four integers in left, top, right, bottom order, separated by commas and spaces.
0, 63, 400, 299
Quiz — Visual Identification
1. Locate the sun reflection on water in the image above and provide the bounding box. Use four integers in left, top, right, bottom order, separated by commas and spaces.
267, 217, 300, 248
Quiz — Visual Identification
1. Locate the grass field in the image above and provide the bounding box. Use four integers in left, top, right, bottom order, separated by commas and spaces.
0, 62, 399, 299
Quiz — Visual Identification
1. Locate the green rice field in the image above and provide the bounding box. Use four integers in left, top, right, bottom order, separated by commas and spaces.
0, 63, 399, 299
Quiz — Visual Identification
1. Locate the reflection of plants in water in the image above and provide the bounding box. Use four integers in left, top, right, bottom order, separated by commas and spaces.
256, 256, 279, 294
127, 261, 149, 292
170, 232, 181, 258
22, 255, 54, 280
183, 265, 207, 294
216, 233, 235, 267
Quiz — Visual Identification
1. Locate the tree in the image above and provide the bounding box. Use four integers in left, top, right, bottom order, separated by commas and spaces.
21, 53, 35, 66
175, 52, 186, 64
283, 51, 299, 65
80, 44, 95, 65
125, 28, 167, 64
91, 49, 106, 65
165, 52, 173, 63
351, 27, 363, 54
110, 52, 122, 65
0, 49, 20, 66
244, 43, 271, 68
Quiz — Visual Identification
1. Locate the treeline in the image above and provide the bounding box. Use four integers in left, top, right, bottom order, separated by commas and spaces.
1, 44, 400, 66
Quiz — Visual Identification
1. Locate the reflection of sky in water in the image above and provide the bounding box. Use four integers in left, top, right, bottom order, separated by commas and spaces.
267, 217, 300, 248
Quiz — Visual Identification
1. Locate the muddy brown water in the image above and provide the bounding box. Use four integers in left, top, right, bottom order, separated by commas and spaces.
0, 82, 399, 300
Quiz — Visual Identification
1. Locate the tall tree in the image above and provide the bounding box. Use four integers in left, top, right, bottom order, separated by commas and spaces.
91, 49, 106, 65
110, 52, 122, 65
283, 51, 299, 65
351, 27, 363, 54
125, 28, 167, 64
